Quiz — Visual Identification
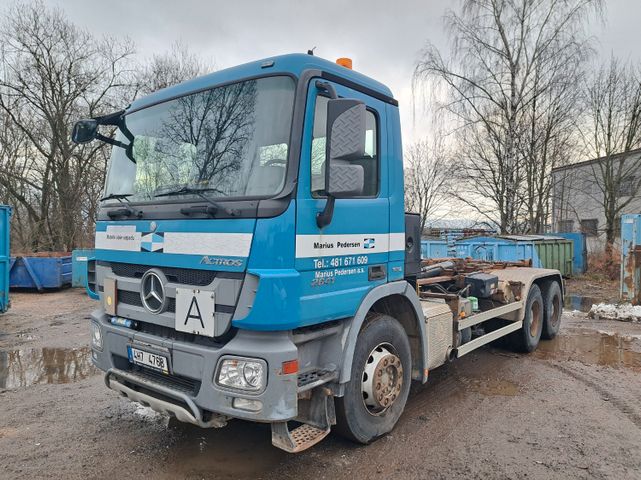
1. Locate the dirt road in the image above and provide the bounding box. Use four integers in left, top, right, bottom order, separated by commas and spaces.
1, 289, 641, 479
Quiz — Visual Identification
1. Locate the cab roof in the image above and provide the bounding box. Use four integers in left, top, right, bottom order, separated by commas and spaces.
128, 53, 396, 112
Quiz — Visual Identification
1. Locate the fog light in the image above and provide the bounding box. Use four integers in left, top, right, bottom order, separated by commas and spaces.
233, 397, 263, 412
110, 316, 138, 329
91, 322, 103, 350
216, 357, 266, 393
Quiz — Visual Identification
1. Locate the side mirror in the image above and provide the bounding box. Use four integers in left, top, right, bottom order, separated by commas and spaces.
72, 119, 98, 144
316, 97, 367, 228
325, 98, 366, 197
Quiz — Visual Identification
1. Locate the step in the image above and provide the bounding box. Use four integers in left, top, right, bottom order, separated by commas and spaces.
272, 422, 330, 453
297, 369, 337, 392
271, 387, 335, 453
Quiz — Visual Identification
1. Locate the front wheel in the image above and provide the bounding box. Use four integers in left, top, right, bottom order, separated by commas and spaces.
335, 314, 411, 444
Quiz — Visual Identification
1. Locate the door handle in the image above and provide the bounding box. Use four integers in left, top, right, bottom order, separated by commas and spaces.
368, 265, 386, 281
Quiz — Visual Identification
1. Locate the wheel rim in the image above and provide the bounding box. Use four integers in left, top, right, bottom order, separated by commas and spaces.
361, 343, 403, 416
530, 300, 541, 337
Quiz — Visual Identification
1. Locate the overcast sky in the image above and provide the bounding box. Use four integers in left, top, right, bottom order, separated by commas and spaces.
45, 0, 641, 145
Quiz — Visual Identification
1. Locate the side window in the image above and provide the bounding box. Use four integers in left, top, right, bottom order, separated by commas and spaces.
557, 220, 574, 233
311, 95, 378, 197
580, 218, 598, 237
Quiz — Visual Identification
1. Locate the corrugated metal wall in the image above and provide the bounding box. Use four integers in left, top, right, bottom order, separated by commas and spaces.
621, 214, 641, 304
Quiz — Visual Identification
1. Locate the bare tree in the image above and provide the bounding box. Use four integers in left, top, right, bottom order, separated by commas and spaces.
404, 138, 452, 234
136, 41, 212, 96
0, 0, 134, 251
580, 57, 641, 266
414, 0, 600, 234
518, 45, 585, 233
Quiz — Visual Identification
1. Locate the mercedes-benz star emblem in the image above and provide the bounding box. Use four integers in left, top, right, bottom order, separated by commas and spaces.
140, 269, 167, 314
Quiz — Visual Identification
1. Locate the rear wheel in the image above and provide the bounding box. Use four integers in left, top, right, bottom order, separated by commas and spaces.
507, 284, 543, 353
541, 280, 562, 340
335, 314, 411, 444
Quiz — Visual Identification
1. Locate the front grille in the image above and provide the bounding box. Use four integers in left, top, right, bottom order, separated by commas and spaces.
123, 365, 201, 396
117, 290, 234, 316
87, 259, 97, 294
135, 320, 228, 346
118, 289, 177, 313
110, 262, 243, 286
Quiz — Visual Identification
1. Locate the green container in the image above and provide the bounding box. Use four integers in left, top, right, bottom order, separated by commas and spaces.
533, 236, 574, 277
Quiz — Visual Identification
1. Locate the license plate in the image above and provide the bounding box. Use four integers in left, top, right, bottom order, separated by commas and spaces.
127, 346, 169, 374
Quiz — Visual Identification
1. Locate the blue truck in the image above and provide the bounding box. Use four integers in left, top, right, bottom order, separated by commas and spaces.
72, 53, 564, 452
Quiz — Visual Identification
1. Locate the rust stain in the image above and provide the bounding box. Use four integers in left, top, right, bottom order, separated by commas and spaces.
622, 245, 641, 305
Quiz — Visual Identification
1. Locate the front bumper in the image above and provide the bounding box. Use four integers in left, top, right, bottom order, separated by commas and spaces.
90, 309, 299, 424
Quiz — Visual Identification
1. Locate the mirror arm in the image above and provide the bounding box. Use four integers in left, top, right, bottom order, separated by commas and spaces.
95, 133, 137, 164
315, 80, 338, 99
314, 82, 339, 228
316, 194, 335, 228
95, 133, 127, 149
95, 110, 135, 144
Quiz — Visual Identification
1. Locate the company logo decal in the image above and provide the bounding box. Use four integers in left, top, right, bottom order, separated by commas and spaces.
200, 256, 244, 267
363, 238, 375, 249
96, 226, 253, 258
141, 232, 165, 252
140, 269, 168, 314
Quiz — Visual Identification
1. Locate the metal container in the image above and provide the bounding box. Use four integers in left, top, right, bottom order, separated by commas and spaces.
0, 205, 11, 313
9, 255, 72, 290
552, 232, 587, 274
72, 249, 95, 287
621, 214, 641, 304
421, 239, 449, 259
455, 235, 574, 276
455, 236, 535, 263
533, 237, 574, 277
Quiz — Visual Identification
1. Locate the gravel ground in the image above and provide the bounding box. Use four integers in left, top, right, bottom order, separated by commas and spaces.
1, 289, 641, 479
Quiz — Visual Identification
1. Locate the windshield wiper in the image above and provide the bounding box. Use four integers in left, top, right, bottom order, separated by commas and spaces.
101, 193, 143, 219
154, 187, 229, 217
101, 193, 134, 202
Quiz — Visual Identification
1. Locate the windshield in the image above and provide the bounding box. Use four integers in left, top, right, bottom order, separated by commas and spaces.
102, 76, 295, 204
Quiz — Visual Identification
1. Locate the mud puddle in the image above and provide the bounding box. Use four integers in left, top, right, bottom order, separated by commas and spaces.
0, 347, 97, 390
461, 376, 521, 396
564, 294, 599, 313
535, 329, 641, 370
163, 420, 286, 479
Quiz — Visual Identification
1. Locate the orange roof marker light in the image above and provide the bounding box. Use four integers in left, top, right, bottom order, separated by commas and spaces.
336, 57, 353, 69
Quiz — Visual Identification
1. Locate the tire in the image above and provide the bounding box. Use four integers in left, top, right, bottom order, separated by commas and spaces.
506, 283, 544, 353
334, 313, 412, 444
541, 280, 562, 340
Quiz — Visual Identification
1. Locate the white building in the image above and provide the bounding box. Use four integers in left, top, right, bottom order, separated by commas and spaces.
551, 148, 641, 253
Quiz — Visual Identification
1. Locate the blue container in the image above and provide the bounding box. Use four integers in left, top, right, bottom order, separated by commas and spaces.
421, 240, 448, 259
455, 234, 574, 276
621, 214, 641, 304
0, 205, 11, 313
72, 249, 95, 287
552, 232, 587, 274
9, 255, 72, 290
455, 236, 538, 264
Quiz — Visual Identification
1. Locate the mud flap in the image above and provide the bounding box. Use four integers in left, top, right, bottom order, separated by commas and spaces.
271, 387, 336, 453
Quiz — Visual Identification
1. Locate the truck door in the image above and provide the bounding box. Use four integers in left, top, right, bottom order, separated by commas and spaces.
295, 78, 390, 325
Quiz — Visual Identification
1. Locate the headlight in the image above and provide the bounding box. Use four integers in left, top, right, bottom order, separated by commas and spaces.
216, 357, 266, 393
91, 322, 103, 350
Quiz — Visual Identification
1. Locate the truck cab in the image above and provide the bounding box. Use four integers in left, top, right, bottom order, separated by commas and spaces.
77, 53, 563, 452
